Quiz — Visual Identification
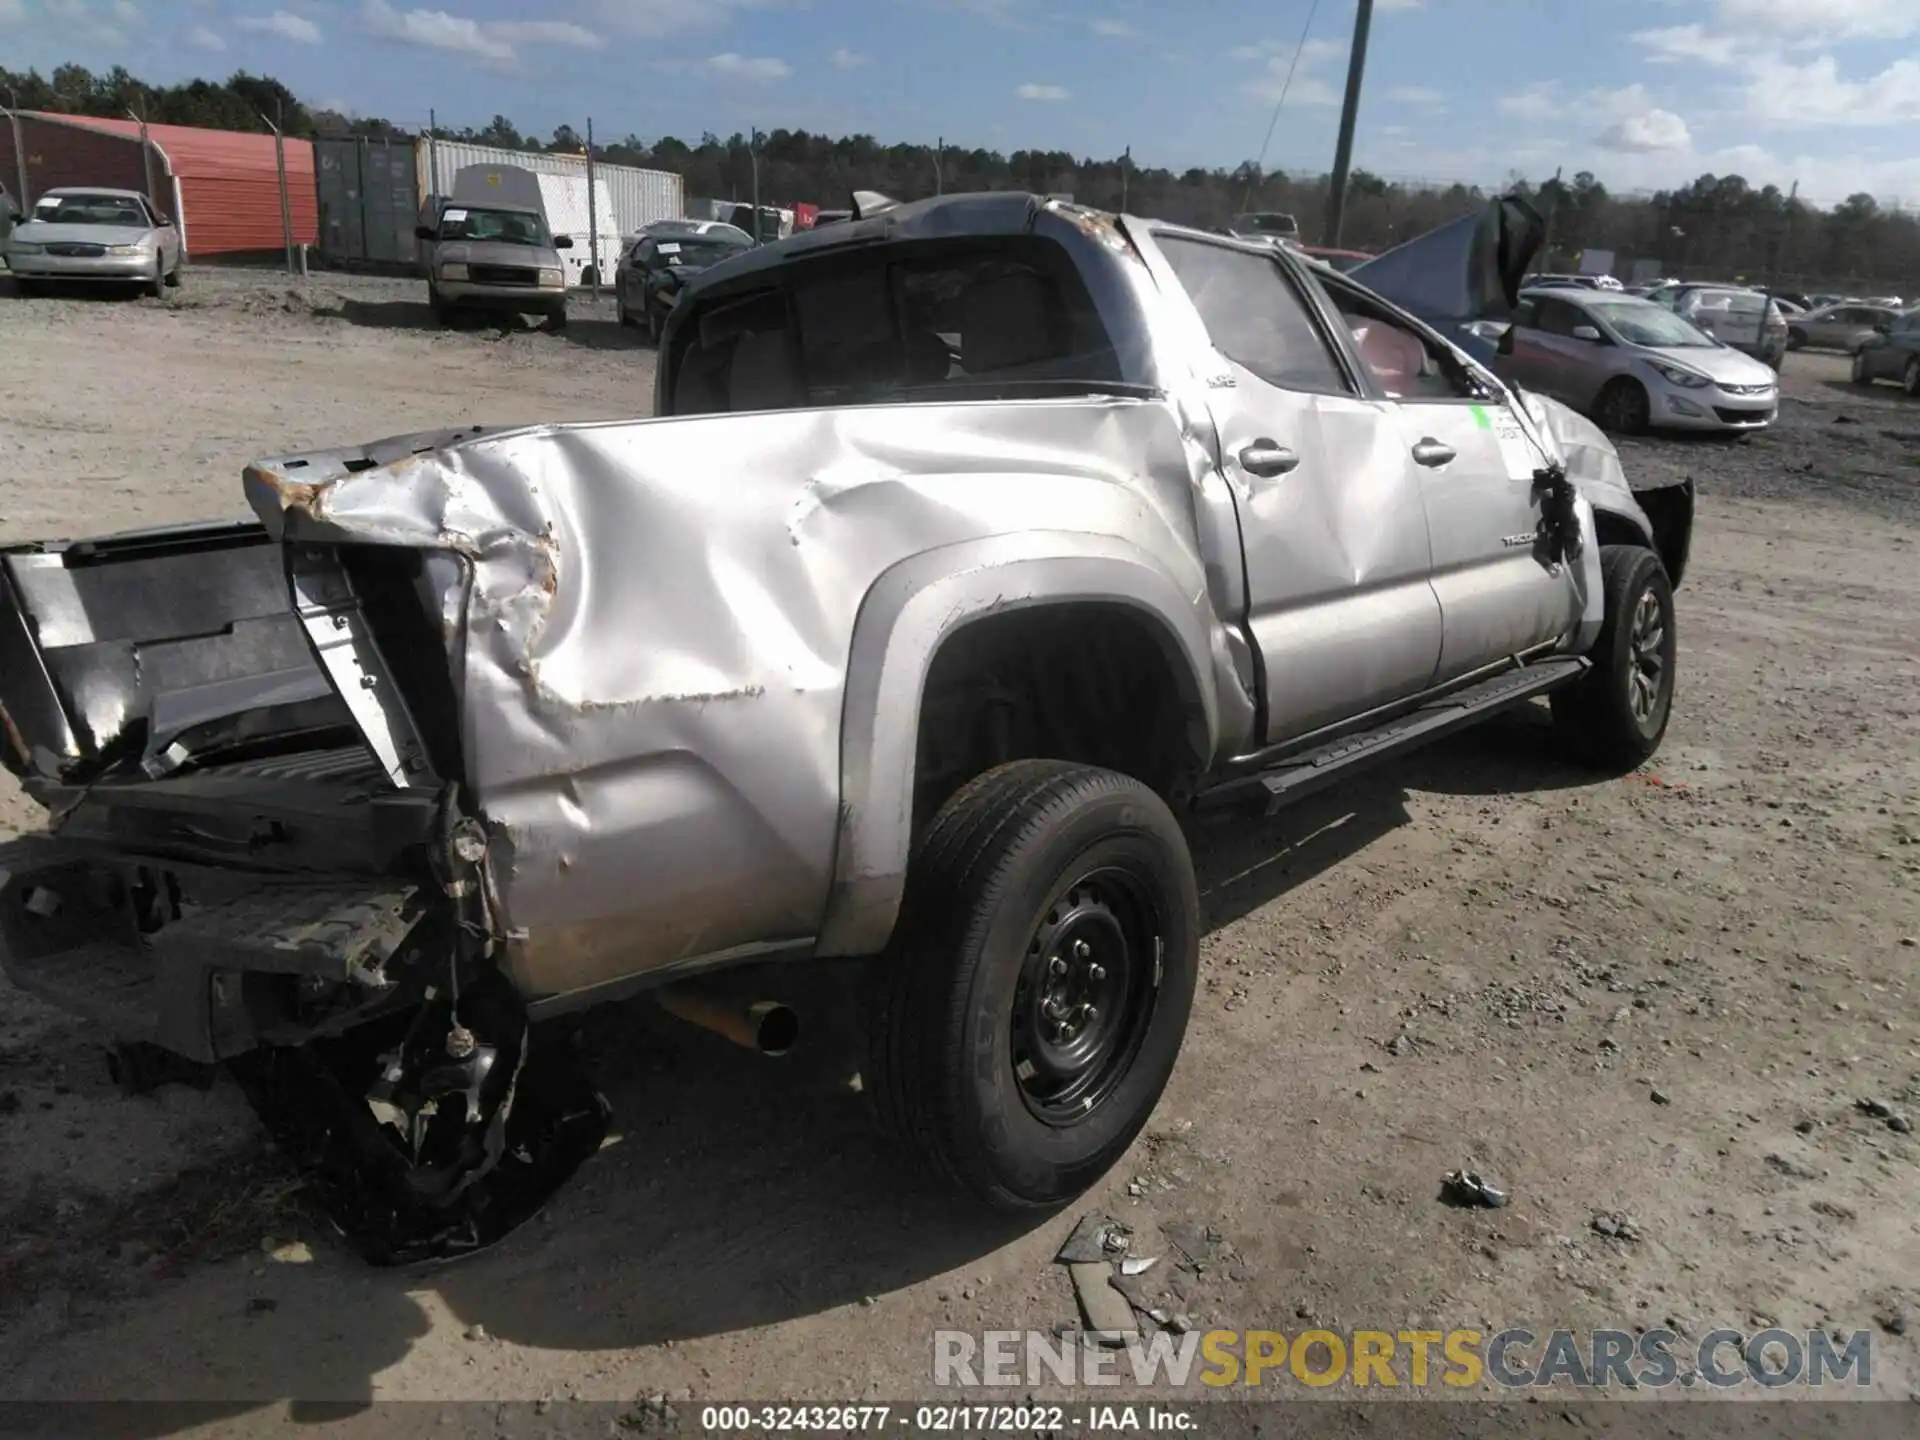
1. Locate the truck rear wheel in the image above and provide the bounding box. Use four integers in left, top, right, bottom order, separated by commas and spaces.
865, 759, 1199, 1210
1552, 544, 1676, 768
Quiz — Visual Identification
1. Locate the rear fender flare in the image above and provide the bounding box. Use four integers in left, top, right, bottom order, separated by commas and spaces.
815, 532, 1221, 957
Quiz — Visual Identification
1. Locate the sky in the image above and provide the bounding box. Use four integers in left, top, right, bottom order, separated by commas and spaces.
3, 0, 1919, 205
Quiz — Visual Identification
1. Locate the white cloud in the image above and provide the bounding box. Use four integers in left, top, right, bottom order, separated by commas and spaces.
184, 22, 225, 50
1091, 18, 1141, 39
1238, 38, 1345, 105
1386, 85, 1443, 104
360, 1, 512, 61
582, 0, 796, 40
935, 0, 1028, 31
1016, 82, 1070, 101
702, 52, 791, 82
829, 46, 868, 69
359, 2, 601, 65
488, 20, 600, 48
1596, 108, 1693, 152
40, 0, 136, 43
1716, 0, 1917, 40
1741, 52, 1920, 125
1496, 82, 1561, 119
1631, 24, 1744, 66
1376, 0, 1425, 9
0, 0, 23, 23
238, 10, 322, 45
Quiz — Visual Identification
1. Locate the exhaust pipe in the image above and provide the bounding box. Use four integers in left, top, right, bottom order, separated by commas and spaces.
656, 985, 798, 1057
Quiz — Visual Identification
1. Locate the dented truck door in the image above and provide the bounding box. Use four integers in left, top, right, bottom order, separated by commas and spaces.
1131, 226, 1443, 744
1313, 278, 1583, 684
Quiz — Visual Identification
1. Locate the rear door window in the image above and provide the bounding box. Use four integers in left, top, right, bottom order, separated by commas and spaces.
666, 237, 1124, 414
1154, 235, 1350, 395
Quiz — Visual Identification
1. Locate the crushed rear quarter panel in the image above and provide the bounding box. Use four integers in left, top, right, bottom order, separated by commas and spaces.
245, 399, 1228, 1002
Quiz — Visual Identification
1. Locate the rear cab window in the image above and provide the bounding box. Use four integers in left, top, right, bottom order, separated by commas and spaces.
663, 235, 1126, 416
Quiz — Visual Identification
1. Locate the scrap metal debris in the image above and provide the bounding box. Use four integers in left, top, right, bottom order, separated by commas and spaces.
1055, 1214, 1131, 1264
1068, 1261, 1138, 1344
1440, 1167, 1511, 1209
1120, 1255, 1158, 1276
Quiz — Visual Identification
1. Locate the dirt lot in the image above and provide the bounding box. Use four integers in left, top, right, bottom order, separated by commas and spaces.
1, 271, 1916, 1421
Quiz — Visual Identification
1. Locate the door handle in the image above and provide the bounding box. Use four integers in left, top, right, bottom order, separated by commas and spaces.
1238, 439, 1300, 478
1411, 437, 1456, 468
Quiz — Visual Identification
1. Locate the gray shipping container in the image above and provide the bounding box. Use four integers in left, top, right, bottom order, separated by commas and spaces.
416, 138, 683, 237
315, 136, 420, 267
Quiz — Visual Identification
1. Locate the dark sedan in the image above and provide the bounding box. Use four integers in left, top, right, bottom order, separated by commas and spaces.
615, 228, 753, 342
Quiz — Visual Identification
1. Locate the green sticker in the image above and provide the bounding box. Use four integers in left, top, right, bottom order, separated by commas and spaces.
1470, 404, 1492, 429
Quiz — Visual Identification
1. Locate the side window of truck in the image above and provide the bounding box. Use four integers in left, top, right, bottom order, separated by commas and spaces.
1154, 235, 1351, 395
1324, 285, 1479, 403
667, 238, 1124, 414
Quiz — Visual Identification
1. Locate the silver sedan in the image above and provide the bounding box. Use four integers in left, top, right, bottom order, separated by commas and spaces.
1497, 287, 1778, 434
1786, 302, 1900, 354
4, 187, 183, 296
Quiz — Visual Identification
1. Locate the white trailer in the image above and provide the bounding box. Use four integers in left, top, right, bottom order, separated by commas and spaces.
532, 172, 623, 288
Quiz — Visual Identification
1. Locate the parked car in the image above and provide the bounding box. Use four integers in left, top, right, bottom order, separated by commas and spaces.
1226, 210, 1299, 244
1527, 273, 1624, 291
1862, 295, 1904, 309
615, 225, 753, 340
1850, 308, 1920, 394
1497, 288, 1778, 434
0, 191, 1693, 1264
1786, 302, 1900, 353
1645, 284, 1787, 369
631, 218, 753, 246
414, 198, 572, 330
4, 186, 182, 297
1760, 289, 1811, 311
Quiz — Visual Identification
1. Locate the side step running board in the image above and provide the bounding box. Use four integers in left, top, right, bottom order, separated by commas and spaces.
1209, 656, 1588, 815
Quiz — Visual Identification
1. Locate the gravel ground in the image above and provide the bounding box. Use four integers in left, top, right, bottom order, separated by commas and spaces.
0, 269, 1916, 1421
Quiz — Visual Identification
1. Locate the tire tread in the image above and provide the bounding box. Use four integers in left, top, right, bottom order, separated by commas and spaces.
866, 760, 1192, 1208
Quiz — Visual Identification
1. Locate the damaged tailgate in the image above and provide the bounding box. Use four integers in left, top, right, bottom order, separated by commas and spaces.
0, 520, 347, 787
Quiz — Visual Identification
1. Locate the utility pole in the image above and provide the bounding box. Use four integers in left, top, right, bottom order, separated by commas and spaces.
1323, 0, 1374, 247
127, 103, 157, 214
586, 115, 599, 298
256, 101, 296, 275
934, 136, 943, 196
1120, 145, 1130, 213
1539, 165, 1564, 274
749, 127, 761, 244
8, 88, 31, 209
427, 106, 440, 212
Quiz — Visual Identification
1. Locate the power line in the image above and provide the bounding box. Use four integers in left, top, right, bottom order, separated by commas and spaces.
1242, 0, 1323, 210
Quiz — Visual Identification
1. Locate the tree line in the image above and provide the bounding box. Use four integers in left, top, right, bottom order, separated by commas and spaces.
5, 62, 1915, 291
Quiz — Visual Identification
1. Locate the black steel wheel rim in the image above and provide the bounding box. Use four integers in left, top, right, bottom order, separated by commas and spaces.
1010, 866, 1161, 1127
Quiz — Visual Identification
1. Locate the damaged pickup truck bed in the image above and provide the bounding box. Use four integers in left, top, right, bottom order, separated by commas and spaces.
0, 191, 1692, 1262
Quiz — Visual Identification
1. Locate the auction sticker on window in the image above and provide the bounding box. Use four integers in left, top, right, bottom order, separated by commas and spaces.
1473, 403, 1538, 480
442, 208, 468, 222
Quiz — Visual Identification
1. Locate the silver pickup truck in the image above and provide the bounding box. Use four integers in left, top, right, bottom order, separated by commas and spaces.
0, 192, 1690, 1260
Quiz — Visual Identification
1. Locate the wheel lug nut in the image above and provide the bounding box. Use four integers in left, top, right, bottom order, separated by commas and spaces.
1082, 1005, 1098, 1021
1049, 956, 1066, 976
1088, 963, 1106, 981
1072, 939, 1091, 960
